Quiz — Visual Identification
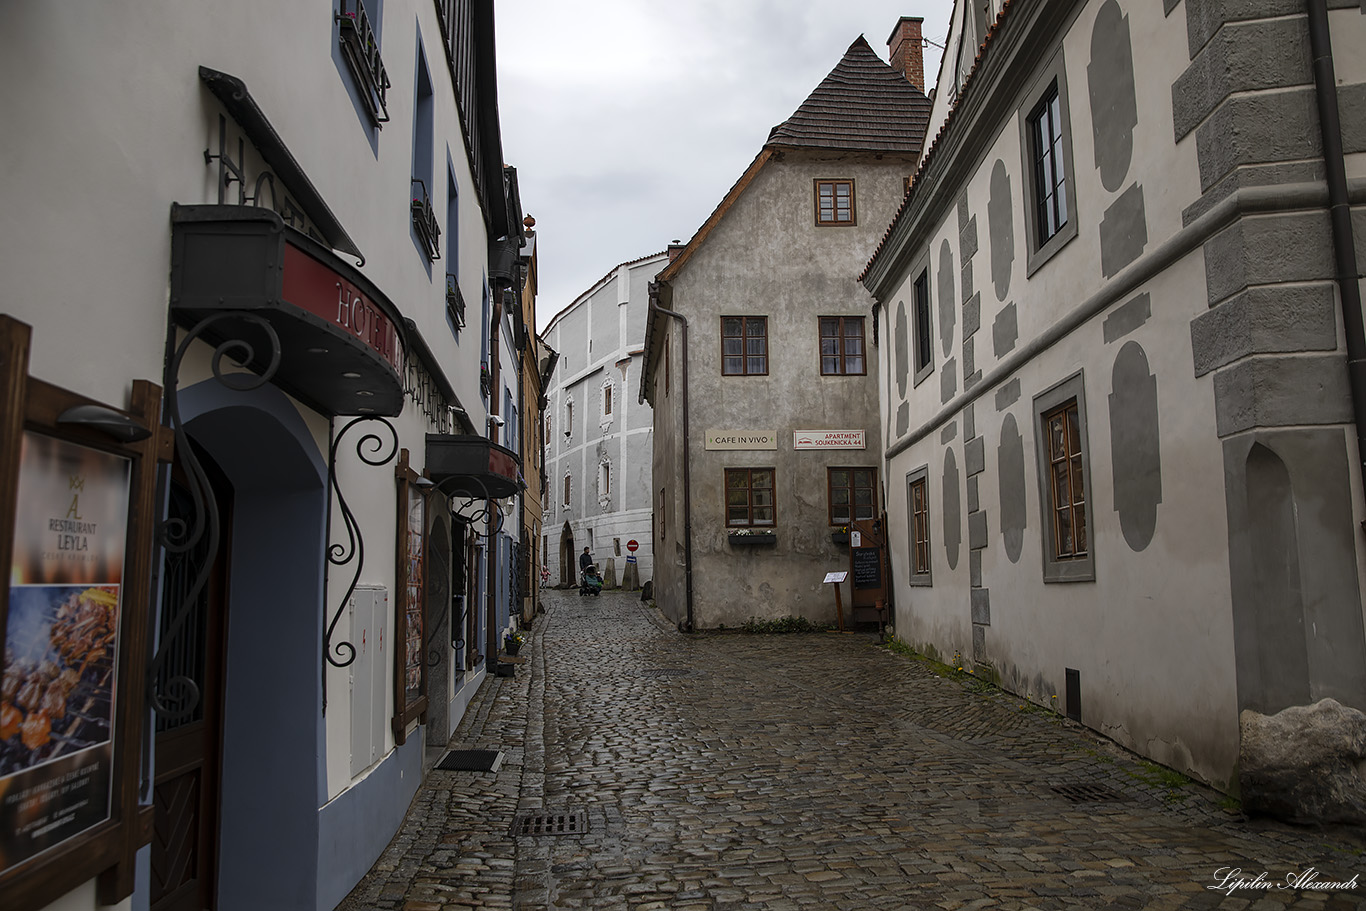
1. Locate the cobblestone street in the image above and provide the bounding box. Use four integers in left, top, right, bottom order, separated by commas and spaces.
339, 590, 1366, 911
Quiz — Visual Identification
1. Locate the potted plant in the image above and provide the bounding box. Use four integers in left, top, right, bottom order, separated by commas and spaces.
831, 525, 850, 545
728, 527, 776, 545
504, 631, 525, 656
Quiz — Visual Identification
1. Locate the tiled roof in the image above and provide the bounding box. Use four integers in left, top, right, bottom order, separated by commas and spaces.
767, 36, 932, 154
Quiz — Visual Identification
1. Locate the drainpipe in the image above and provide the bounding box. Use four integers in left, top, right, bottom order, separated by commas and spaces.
647, 281, 695, 631
1306, 0, 1366, 525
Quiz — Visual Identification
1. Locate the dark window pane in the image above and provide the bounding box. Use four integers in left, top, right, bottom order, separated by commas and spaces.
1053, 463, 1071, 509
845, 356, 864, 374
723, 318, 742, 336
723, 356, 743, 374
753, 470, 774, 488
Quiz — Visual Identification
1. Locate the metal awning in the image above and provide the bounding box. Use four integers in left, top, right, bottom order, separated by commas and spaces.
425, 434, 522, 499
169, 205, 406, 417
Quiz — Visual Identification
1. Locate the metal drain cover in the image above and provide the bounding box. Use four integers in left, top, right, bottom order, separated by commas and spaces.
436, 750, 504, 773
1051, 782, 1124, 803
641, 668, 692, 677
510, 811, 588, 836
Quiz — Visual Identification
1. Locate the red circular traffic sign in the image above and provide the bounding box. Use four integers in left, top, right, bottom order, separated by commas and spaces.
626, 539, 639, 552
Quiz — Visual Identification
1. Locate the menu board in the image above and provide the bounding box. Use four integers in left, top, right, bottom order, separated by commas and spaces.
851, 547, 881, 590
2, 433, 131, 874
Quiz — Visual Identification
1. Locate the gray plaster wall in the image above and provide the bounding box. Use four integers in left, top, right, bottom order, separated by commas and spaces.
660, 149, 912, 628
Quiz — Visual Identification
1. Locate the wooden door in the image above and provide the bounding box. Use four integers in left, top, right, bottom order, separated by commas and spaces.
150, 467, 230, 911
848, 514, 889, 624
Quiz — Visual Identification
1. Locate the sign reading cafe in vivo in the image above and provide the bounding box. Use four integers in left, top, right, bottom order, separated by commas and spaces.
705, 431, 777, 451
794, 430, 866, 450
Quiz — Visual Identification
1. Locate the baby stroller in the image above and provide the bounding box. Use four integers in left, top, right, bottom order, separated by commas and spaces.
579, 564, 603, 597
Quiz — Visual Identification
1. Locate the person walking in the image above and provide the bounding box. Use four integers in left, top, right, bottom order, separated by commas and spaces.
579, 546, 593, 575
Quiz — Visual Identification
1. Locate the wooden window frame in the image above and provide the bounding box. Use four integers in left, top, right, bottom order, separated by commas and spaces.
563, 474, 571, 507
1033, 372, 1095, 582
724, 468, 776, 528
819, 317, 867, 376
720, 316, 769, 377
827, 467, 878, 527
0, 316, 164, 909
912, 267, 934, 386
391, 449, 428, 745
906, 466, 932, 584
813, 178, 856, 226
602, 383, 612, 416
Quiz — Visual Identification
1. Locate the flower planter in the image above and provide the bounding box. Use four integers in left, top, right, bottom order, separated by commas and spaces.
728, 533, 776, 546
830, 532, 850, 545
504, 640, 522, 656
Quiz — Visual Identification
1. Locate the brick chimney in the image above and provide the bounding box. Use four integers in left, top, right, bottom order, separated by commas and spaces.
887, 17, 925, 92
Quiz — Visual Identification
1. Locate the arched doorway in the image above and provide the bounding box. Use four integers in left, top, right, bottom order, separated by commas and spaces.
558, 522, 575, 587
154, 380, 327, 910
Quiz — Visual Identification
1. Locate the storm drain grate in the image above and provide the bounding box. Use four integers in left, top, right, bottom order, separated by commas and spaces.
435, 750, 504, 773
641, 668, 692, 678
509, 811, 588, 837
1051, 782, 1125, 803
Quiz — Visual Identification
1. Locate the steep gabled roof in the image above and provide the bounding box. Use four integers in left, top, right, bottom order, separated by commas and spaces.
766, 36, 932, 155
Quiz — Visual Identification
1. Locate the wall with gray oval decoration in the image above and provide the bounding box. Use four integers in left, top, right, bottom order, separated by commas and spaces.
988, 160, 1014, 302
938, 240, 956, 357
1088, 0, 1137, 192
943, 446, 962, 570
895, 300, 909, 399
1108, 340, 1162, 550
997, 413, 1028, 563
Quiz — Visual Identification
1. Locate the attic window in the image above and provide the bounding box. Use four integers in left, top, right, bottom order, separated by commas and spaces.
814, 179, 856, 226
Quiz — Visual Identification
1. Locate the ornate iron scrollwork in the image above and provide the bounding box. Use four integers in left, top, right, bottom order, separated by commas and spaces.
150, 313, 281, 723
323, 416, 399, 668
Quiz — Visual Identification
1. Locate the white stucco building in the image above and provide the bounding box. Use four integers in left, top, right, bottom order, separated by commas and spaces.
0, 3, 528, 910
543, 253, 667, 589
861, 0, 1366, 792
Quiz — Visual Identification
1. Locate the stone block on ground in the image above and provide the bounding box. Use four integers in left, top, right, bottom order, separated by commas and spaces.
1240, 698, 1366, 824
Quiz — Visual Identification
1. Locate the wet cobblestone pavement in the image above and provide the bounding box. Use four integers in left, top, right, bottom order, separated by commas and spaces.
338, 590, 1366, 910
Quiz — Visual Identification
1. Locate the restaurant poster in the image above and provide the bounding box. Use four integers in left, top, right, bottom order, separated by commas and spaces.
1, 432, 131, 874
402, 484, 425, 706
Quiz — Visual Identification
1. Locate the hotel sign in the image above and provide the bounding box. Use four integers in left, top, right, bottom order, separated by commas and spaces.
705, 431, 777, 451
795, 430, 866, 450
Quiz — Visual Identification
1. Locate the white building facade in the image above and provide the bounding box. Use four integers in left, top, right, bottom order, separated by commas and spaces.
862, 0, 1366, 792
543, 254, 667, 589
0, 3, 526, 911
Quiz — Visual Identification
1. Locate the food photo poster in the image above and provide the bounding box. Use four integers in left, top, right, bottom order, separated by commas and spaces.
1, 432, 131, 873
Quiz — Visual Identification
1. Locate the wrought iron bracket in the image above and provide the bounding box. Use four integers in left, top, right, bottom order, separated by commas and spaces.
149, 312, 281, 725
323, 416, 399, 668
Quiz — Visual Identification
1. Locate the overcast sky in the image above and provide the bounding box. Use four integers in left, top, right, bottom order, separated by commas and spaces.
494, 1, 956, 331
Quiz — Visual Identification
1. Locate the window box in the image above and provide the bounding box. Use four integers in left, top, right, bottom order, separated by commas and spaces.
411, 179, 442, 262
728, 531, 776, 546
337, 0, 390, 127
830, 531, 850, 545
